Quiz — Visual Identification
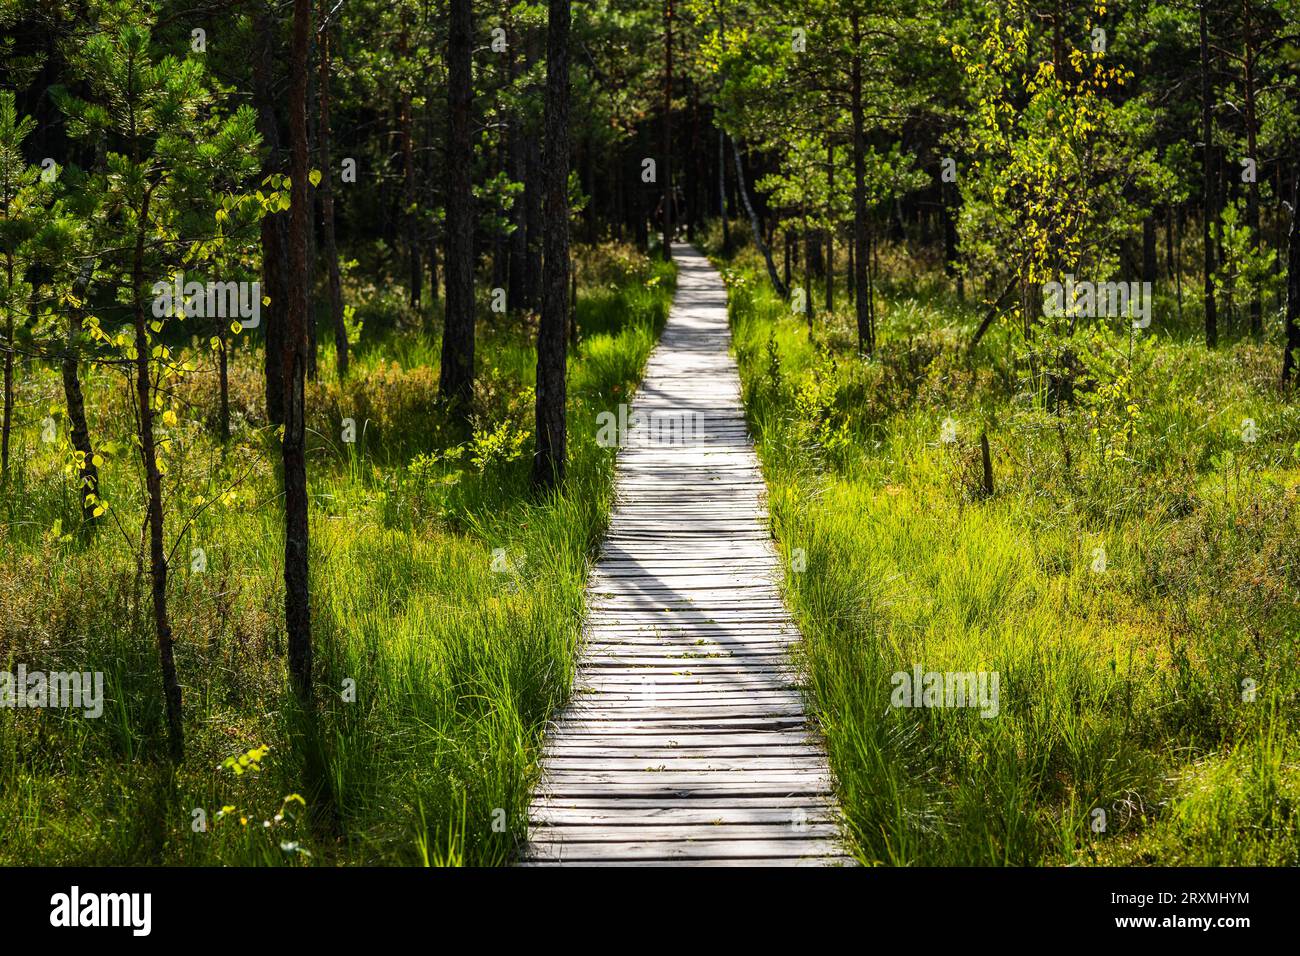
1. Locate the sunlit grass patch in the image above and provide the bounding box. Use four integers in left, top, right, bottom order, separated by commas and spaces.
720, 243, 1300, 867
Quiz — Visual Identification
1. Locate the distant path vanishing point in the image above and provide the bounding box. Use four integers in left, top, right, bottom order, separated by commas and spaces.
521, 245, 853, 866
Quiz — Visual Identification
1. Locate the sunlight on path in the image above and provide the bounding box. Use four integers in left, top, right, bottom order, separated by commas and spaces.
521, 245, 853, 866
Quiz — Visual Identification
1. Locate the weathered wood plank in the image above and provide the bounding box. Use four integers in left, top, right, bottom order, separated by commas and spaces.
527, 823, 843, 842
522, 839, 847, 861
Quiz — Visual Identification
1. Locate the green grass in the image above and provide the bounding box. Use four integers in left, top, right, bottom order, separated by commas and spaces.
712, 230, 1300, 867
0, 241, 675, 866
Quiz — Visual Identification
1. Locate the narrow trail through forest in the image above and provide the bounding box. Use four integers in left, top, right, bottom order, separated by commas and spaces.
521, 245, 853, 865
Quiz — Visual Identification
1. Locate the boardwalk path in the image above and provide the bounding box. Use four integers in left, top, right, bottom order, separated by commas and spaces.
522, 245, 851, 866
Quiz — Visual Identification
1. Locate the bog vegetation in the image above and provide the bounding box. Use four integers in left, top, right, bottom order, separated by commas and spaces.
0, 0, 1297, 865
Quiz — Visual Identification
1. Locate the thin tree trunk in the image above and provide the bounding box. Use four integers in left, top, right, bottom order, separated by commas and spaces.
318, 0, 347, 378
1242, 1, 1262, 336
803, 220, 814, 327
730, 139, 786, 297
525, 138, 544, 307
1175, 204, 1185, 319
507, 103, 528, 309
305, 29, 318, 383
661, 0, 673, 260
850, 15, 872, 355
133, 190, 183, 761
1281, 180, 1299, 385
1142, 215, 1157, 287
632, 148, 648, 251
825, 139, 834, 312
441, 0, 476, 420
533, 0, 570, 489
217, 323, 230, 440
1200, 3, 1218, 347
62, 262, 100, 525
942, 178, 961, 299
399, 16, 422, 309
718, 129, 730, 253
427, 88, 440, 306
847, 235, 855, 303
493, 134, 509, 299
253, 6, 289, 423
285, 0, 314, 707
506, 16, 528, 311
686, 86, 699, 241
1, 287, 11, 481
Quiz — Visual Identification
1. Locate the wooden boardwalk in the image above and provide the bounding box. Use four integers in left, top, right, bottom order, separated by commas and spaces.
522, 245, 852, 866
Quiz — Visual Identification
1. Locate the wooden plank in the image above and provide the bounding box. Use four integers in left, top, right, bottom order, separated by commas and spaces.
531, 798, 836, 813
517, 859, 855, 867
527, 823, 842, 842
543, 746, 821, 760
522, 839, 848, 861
541, 757, 829, 772
531, 808, 835, 826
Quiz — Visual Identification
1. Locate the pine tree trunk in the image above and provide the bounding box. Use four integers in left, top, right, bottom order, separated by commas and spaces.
718, 129, 730, 253
1242, 3, 1262, 336
533, 0, 570, 490
217, 325, 230, 440
284, 0, 314, 708
493, 134, 509, 299
804, 223, 814, 327
133, 190, 183, 761
507, 95, 528, 310
1281, 180, 1300, 385
441, 0, 476, 421
661, 0, 673, 261
1, 295, 11, 482
318, 0, 347, 378
848, 235, 855, 303
1142, 215, 1157, 286
632, 148, 649, 251
62, 268, 100, 527
850, 16, 872, 355
305, 31, 318, 382
427, 93, 440, 305
521, 27, 545, 309
1199, 3, 1218, 347
399, 16, 422, 310
825, 140, 834, 312
942, 179, 961, 299
1167, 204, 1184, 322
253, 6, 289, 423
